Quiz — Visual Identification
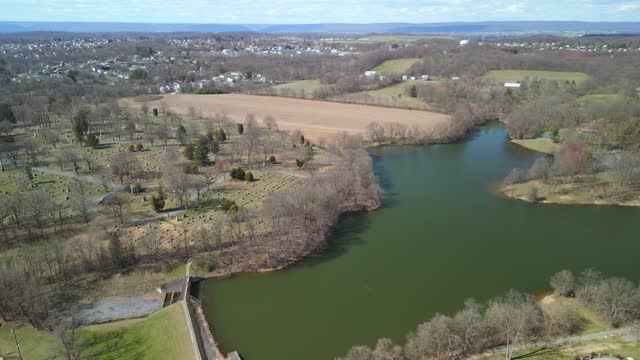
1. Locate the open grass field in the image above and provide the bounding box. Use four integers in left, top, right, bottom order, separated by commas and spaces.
372, 58, 421, 75
125, 94, 450, 141
578, 93, 622, 105
333, 81, 433, 110
0, 304, 194, 360
512, 138, 560, 155
271, 79, 330, 98
483, 70, 590, 83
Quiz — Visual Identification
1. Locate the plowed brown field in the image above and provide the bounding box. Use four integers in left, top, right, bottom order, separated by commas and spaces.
124, 94, 450, 141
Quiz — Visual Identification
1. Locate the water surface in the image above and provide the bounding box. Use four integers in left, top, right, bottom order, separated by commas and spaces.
203, 123, 640, 360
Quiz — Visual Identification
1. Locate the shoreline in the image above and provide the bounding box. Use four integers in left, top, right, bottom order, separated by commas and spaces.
504, 135, 640, 208
502, 185, 640, 208
199, 200, 382, 359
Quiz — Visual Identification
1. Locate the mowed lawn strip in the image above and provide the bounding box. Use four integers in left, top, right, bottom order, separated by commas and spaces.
372, 58, 421, 75
483, 70, 589, 83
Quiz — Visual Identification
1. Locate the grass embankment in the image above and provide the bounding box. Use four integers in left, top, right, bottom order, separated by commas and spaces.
0, 324, 62, 359
483, 70, 590, 83
485, 295, 634, 360
539, 294, 609, 335
82, 303, 195, 360
0, 304, 194, 360
372, 58, 421, 75
511, 138, 560, 155
487, 336, 640, 360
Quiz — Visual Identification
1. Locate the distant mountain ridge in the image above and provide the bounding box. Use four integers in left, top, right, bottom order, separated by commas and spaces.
1, 21, 640, 34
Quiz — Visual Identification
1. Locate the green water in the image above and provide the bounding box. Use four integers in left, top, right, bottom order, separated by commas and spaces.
202, 123, 640, 360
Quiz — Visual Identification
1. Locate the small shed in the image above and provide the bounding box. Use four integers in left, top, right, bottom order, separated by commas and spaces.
504, 82, 521, 89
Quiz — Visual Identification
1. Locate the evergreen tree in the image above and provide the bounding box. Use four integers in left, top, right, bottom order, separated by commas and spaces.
109, 233, 123, 267
237, 123, 244, 135
72, 109, 90, 144
84, 133, 99, 147
409, 84, 418, 98
24, 165, 33, 183
151, 188, 166, 212
183, 143, 195, 160
0, 103, 16, 124
176, 125, 188, 145
193, 135, 210, 165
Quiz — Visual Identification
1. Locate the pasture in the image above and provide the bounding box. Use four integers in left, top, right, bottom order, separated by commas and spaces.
334, 80, 433, 110
126, 94, 450, 141
577, 93, 621, 105
372, 58, 421, 75
271, 79, 329, 98
482, 70, 589, 83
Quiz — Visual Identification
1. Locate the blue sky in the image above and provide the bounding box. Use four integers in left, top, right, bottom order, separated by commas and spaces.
1, 0, 640, 23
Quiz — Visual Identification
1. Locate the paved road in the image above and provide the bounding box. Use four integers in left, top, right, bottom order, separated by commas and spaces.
183, 259, 204, 360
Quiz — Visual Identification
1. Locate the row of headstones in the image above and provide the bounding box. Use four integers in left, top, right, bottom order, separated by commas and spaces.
578, 355, 620, 360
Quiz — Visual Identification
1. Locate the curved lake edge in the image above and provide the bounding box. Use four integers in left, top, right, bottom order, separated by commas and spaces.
201, 122, 640, 360
503, 139, 640, 208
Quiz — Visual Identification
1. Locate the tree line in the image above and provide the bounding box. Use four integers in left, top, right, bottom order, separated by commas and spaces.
339, 268, 640, 360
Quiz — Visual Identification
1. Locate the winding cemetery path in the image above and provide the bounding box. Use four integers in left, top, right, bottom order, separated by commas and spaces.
32, 166, 123, 204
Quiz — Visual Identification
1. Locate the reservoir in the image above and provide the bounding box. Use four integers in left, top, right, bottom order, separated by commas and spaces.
202, 123, 640, 360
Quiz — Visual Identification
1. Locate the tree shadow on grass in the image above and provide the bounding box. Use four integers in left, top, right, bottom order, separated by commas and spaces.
513, 347, 563, 359
83, 329, 150, 360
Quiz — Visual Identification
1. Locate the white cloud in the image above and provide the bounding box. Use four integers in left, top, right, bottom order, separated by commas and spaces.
504, 3, 525, 13
615, 2, 640, 11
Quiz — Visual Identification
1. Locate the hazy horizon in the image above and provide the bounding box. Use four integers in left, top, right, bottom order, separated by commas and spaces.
2, 0, 640, 24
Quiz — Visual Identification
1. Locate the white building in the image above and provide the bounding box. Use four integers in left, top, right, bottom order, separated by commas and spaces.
504, 82, 521, 89
459, 39, 470, 46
